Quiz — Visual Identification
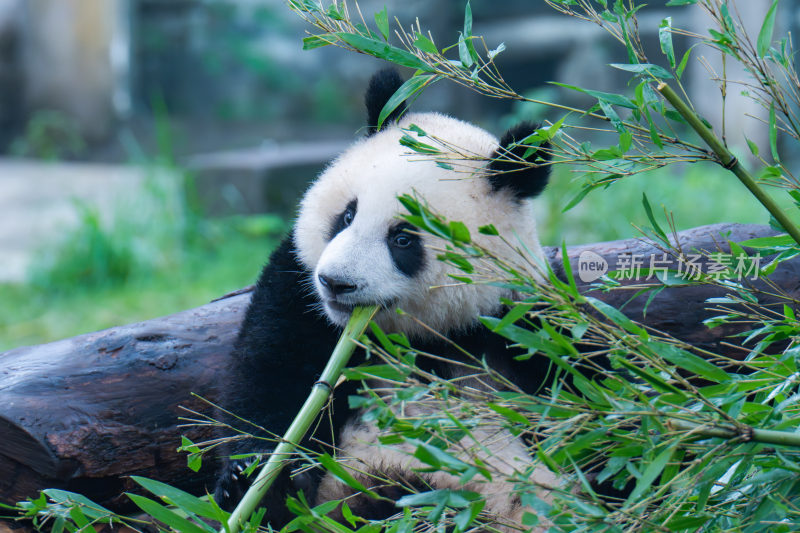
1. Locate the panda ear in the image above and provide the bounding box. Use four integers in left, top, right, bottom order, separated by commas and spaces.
365, 68, 407, 135
487, 121, 551, 200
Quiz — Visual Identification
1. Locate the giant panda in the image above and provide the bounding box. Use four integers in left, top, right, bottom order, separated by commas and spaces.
215, 68, 556, 528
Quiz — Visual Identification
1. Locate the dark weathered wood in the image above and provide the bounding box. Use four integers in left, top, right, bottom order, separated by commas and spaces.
0, 293, 249, 514
548, 222, 792, 358
0, 223, 792, 521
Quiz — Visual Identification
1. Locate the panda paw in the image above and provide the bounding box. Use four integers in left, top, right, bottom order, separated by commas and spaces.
214, 456, 259, 511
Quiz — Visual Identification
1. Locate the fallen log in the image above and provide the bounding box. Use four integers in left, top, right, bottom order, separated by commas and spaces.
0, 223, 792, 523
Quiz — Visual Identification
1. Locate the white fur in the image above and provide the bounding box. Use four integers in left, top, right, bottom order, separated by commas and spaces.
314, 405, 559, 532
294, 112, 547, 338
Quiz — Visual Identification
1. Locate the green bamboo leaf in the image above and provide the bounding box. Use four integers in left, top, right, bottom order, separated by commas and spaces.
562, 183, 594, 212
719, 4, 736, 34
642, 193, 668, 243
399, 134, 441, 155
598, 100, 626, 133
659, 17, 675, 68
462, 1, 480, 65
42, 490, 116, 520
745, 136, 760, 157
757, 0, 780, 58
665, 516, 713, 530
51, 517, 65, 533
176, 435, 203, 472
619, 130, 632, 152
131, 476, 221, 521
643, 106, 664, 149
127, 494, 212, 533
478, 224, 498, 235
561, 241, 579, 298
449, 221, 471, 243
675, 45, 694, 79
374, 6, 389, 41
487, 402, 530, 426
613, 2, 638, 64
413, 33, 438, 54
377, 74, 438, 130
68, 506, 96, 532
647, 341, 729, 383
453, 500, 484, 532
758, 164, 782, 181
287, 0, 320, 13
326, 4, 344, 20
337, 33, 431, 71
480, 317, 567, 357
457, 33, 474, 68
739, 234, 794, 248
614, 358, 686, 396
550, 82, 637, 109
609, 63, 674, 80
302, 34, 335, 50
586, 297, 647, 337
412, 441, 470, 472
624, 445, 676, 505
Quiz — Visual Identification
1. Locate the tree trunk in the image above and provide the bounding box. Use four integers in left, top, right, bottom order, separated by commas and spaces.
0, 223, 792, 523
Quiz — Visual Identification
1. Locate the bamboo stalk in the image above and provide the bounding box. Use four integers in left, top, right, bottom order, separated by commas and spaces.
670, 419, 800, 447
222, 305, 379, 533
656, 82, 800, 248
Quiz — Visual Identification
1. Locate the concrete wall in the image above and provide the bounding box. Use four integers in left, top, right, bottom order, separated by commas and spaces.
20, 0, 130, 141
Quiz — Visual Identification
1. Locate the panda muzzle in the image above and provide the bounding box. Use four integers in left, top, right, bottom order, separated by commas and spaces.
318, 274, 358, 297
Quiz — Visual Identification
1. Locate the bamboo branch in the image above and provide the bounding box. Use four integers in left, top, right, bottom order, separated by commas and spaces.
223, 305, 379, 533
670, 419, 800, 447
656, 82, 800, 248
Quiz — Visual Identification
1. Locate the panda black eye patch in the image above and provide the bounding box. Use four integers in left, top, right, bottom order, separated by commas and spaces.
328, 199, 357, 240
388, 222, 425, 277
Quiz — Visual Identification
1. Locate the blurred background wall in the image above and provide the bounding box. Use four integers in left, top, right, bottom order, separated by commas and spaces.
2, 0, 786, 162
0, 0, 793, 349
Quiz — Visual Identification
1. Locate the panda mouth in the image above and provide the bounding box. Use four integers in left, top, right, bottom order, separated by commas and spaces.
324, 298, 398, 315
326, 300, 357, 314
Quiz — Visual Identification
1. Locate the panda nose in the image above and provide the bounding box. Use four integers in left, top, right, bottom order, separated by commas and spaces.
318, 274, 358, 296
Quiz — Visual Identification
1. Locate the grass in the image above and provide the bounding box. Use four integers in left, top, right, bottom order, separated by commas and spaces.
0, 225, 283, 352
536, 160, 791, 246
0, 159, 790, 353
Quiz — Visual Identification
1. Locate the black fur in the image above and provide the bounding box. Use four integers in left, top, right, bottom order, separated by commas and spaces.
387, 222, 425, 277
328, 199, 357, 241
214, 237, 346, 518
365, 68, 407, 135
488, 121, 551, 200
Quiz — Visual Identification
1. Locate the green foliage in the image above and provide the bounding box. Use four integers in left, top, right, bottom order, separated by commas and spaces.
0, 214, 284, 351
10, 111, 86, 161
30, 201, 139, 289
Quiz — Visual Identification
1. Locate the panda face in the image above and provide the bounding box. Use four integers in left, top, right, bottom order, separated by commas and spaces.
313, 198, 425, 324
294, 112, 548, 338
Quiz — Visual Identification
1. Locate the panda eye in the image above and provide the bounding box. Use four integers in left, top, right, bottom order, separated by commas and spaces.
393, 233, 412, 248
388, 223, 424, 276
343, 207, 355, 227
329, 199, 358, 240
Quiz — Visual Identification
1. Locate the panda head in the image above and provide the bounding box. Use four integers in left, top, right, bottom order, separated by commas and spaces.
294, 69, 551, 338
